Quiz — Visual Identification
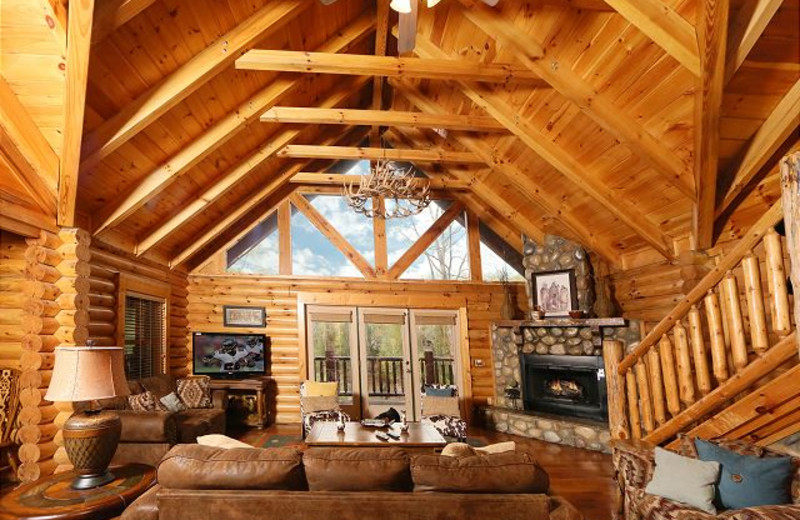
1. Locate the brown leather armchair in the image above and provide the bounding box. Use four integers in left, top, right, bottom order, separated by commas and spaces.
103, 374, 228, 467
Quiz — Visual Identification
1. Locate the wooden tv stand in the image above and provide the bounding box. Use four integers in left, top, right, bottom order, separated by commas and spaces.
209, 376, 272, 429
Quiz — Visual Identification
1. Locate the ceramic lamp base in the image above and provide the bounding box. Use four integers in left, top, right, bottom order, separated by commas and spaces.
63, 409, 121, 490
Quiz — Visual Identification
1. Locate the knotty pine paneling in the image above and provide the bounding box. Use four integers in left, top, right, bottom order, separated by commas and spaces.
187, 275, 528, 424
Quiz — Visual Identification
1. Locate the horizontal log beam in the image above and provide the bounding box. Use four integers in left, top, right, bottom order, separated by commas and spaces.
261, 107, 508, 132
289, 173, 470, 190
277, 145, 483, 163
236, 50, 547, 84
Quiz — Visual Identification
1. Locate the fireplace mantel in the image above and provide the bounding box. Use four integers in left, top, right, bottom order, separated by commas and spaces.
493, 318, 625, 330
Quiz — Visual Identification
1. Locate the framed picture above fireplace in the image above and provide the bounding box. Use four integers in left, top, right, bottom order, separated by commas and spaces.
531, 269, 578, 318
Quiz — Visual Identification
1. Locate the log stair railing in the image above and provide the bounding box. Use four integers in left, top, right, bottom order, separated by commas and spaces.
606, 199, 797, 445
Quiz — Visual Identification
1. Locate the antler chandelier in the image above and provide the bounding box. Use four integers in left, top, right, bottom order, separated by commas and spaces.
343, 159, 432, 219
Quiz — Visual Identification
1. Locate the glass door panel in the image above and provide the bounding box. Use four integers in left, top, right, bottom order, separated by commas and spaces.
306, 306, 360, 418
410, 310, 462, 419
358, 309, 413, 419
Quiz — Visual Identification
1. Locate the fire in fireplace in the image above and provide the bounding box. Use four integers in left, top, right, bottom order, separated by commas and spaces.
519, 354, 608, 422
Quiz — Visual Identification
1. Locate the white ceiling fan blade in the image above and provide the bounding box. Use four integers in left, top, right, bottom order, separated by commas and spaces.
397, 0, 419, 55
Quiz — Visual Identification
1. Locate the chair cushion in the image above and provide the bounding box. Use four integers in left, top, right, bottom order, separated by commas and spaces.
695, 439, 793, 509
158, 444, 305, 490
176, 377, 213, 409
303, 448, 412, 492
645, 447, 720, 515
300, 395, 339, 413
411, 451, 549, 493
303, 380, 338, 397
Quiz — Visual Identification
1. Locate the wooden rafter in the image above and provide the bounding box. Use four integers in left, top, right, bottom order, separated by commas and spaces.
467, 210, 482, 281
169, 128, 367, 267
716, 79, 800, 219
290, 192, 376, 279
289, 173, 470, 190
135, 76, 370, 255
693, 0, 731, 249
277, 145, 483, 163
80, 0, 311, 174
724, 0, 783, 84
371, 0, 391, 144
452, 1, 694, 199
91, 0, 157, 45
391, 78, 624, 264
601, 0, 700, 76
261, 107, 508, 132
0, 77, 58, 217
94, 13, 374, 235
387, 201, 466, 279
59, 0, 94, 226
236, 50, 546, 84
457, 191, 523, 253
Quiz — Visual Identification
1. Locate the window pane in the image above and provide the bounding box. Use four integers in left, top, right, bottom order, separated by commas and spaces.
479, 223, 524, 281
227, 212, 279, 274
291, 202, 361, 277
386, 201, 453, 266
416, 321, 456, 388
308, 195, 374, 266
364, 322, 405, 400
124, 295, 165, 380
311, 321, 353, 400
399, 217, 470, 281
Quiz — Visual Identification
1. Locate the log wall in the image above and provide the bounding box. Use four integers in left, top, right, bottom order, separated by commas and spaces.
186, 275, 528, 424
0, 231, 26, 370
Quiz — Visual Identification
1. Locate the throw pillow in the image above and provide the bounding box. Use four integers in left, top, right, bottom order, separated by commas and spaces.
423, 395, 461, 417
476, 441, 516, 455
695, 438, 793, 509
128, 391, 165, 412
160, 391, 187, 412
645, 447, 720, 514
441, 443, 477, 458
301, 395, 340, 413
197, 434, 253, 449
425, 385, 455, 397
303, 380, 338, 397
176, 377, 213, 409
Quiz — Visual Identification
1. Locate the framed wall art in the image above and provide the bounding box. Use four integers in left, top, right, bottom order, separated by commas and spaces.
223, 305, 267, 327
530, 269, 578, 318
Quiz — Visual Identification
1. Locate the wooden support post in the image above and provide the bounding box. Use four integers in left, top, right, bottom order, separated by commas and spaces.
467, 211, 482, 282
742, 252, 769, 353
603, 340, 630, 440
278, 201, 292, 276
672, 323, 696, 406
779, 152, 799, 353
658, 335, 681, 417
688, 306, 713, 396
373, 198, 388, 279
625, 370, 642, 440
764, 228, 791, 335
704, 290, 729, 383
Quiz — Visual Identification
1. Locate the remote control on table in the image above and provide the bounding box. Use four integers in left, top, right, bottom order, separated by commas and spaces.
385, 430, 401, 440
375, 431, 390, 441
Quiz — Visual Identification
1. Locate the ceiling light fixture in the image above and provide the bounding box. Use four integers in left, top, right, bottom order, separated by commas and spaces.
343, 158, 432, 219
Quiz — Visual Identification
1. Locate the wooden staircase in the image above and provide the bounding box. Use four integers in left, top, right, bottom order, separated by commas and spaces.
606, 199, 798, 448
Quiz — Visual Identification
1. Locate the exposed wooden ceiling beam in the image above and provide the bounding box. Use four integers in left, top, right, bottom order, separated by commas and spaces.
169, 128, 367, 268
134, 76, 370, 255
79, 0, 311, 174
290, 192, 376, 278
0, 77, 58, 217
716, 79, 800, 219
289, 173, 471, 190
93, 14, 375, 235
693, 0, 730, 249
277, 145, 484, 163
371, 0, 391, 145
452, 1, 694, 199
387, 201, 466, 279
383, 127, 549, 249
405, 39, 676, 259
236, 50, 546, 84
59, 0, 94, 226
261, 107, 508, 132
600, 0, 700, 76
91, 0, 157, 45
724, 0, 783, 84
389, 79, 623, 265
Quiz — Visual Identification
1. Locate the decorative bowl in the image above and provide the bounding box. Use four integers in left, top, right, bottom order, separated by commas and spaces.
568, 310, 584, 319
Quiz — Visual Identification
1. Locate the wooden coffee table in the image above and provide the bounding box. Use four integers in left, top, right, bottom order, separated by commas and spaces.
305, 421, 446, 451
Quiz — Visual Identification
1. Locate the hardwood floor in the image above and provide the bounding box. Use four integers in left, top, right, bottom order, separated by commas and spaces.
236, 424, 619, 520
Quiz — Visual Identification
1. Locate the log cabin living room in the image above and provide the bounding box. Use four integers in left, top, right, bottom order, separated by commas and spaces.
0, 0, 798, 519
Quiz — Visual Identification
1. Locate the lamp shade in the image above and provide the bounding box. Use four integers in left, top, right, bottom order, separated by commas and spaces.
45, 346, 130, 402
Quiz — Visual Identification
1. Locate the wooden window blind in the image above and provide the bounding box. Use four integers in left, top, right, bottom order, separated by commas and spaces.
124, 294, 166, 380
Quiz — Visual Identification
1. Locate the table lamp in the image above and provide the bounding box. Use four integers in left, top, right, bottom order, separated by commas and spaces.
45, 343, 129, 489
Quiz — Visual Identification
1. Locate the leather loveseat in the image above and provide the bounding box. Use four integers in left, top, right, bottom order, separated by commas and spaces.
122, 444, 584, 520
103, 374, 228, 466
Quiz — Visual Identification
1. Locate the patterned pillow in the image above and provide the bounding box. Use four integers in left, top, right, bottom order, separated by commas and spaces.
160, 391, 187, 412
176, 377, 213, 409
128, 391, 166, 412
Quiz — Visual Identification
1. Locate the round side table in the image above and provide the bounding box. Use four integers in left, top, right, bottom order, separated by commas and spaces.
0, 463, 155, 520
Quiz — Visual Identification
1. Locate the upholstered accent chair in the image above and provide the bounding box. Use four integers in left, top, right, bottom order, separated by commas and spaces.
421, 385, 467, 442
299, 381, 350, 438
612, 437, 800, 520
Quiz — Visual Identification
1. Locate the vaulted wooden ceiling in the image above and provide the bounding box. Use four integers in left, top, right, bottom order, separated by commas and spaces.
2, 0, 797, 271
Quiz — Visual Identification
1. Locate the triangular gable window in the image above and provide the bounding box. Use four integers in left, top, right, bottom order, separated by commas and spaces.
308, 195, 374, 266
226, 212, 279, 274
291, 203, 362, 278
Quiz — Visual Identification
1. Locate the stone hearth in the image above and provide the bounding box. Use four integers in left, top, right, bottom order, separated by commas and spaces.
484, 408, 612, 453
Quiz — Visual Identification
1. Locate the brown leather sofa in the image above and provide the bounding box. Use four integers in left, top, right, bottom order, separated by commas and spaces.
103, 375, 228, 466
122, 444, 584, 520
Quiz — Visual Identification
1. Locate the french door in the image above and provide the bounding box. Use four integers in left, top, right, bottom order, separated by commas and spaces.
306, 306, 462, 421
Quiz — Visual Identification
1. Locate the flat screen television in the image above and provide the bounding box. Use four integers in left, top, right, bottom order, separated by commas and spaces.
192, 332, 267, 379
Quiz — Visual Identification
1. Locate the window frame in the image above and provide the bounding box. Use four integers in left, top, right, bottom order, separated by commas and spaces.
116, 274, 171, 379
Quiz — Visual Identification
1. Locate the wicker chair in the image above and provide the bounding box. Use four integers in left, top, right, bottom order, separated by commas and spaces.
0, 368, 20, 476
